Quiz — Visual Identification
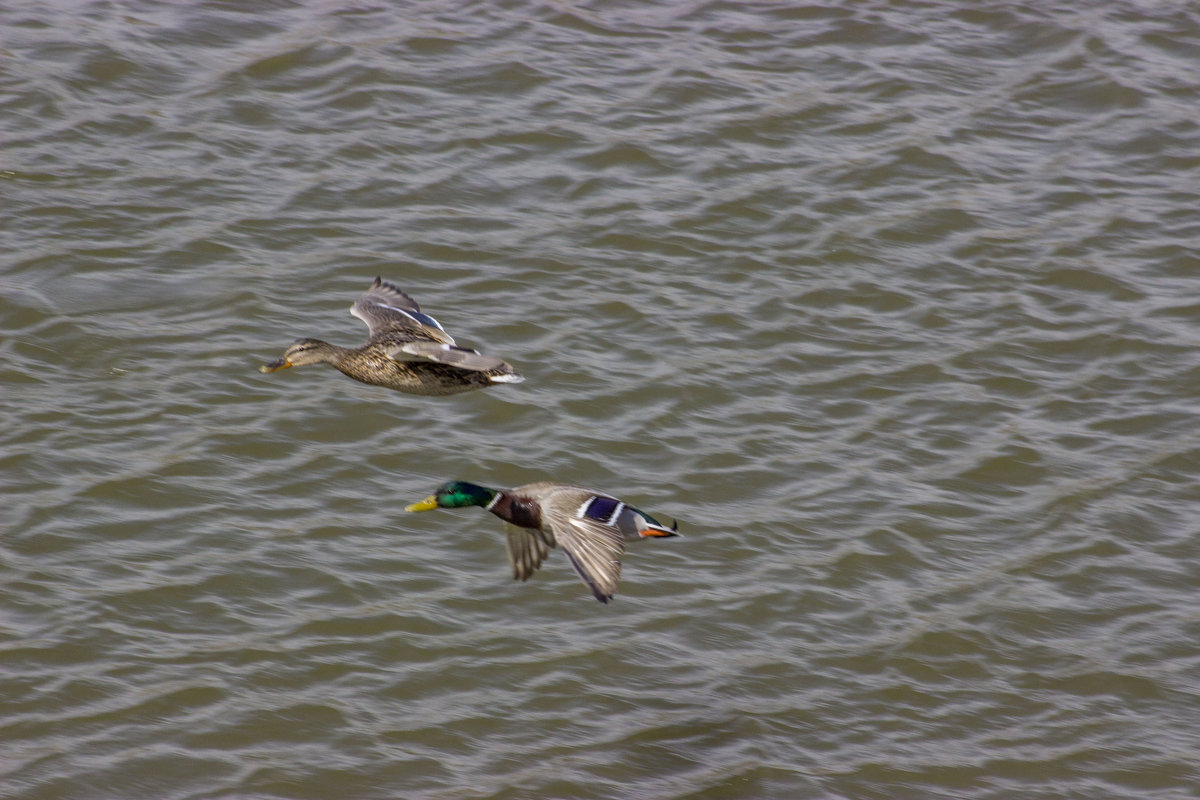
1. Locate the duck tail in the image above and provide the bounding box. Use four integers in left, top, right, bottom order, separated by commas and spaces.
639, 519, 680, 538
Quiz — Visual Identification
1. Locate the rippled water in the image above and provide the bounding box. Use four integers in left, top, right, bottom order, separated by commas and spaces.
5, 2, 1200, 798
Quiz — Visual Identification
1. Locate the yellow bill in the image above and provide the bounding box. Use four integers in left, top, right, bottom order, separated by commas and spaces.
259, 358, 292, 373
405, 496, 439, 512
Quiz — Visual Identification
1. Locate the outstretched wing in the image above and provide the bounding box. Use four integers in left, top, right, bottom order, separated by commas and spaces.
349, 277, 455, 344
550, 515, 626, 604
503, 523, 556, 582
384, 341, 512, 374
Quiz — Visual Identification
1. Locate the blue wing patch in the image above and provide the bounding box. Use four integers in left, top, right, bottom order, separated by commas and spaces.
403, 309, 447, 333
580, 496, 622, 524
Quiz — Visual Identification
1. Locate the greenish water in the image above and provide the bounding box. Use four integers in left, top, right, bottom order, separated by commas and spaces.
3, 2, 1199, 798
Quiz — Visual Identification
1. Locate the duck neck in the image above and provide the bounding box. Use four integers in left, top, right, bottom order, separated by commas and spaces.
318, 342, 358, 367
486, 491, 543, 529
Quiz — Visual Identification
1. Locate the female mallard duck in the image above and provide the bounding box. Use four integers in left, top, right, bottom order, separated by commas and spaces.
406, 481, 680, 603
260, 277, 523, 395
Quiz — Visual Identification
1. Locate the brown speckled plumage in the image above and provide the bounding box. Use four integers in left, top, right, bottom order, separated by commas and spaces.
260, 277, 523, 396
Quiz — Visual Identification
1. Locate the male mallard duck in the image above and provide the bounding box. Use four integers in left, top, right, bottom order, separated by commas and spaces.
260, 277, 523, 395
406, 481, 680, 603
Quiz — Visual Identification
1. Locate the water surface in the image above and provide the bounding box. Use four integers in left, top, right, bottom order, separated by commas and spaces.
4, 2, 1200, 798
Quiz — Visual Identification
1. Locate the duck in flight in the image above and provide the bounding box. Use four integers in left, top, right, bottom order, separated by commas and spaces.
406, 480, 680, 603
260, 277, 523, 395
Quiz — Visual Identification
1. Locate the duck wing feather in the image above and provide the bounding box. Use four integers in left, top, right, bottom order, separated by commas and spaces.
550, 515, 626, 604
385, 341, 511, 373
350, 277, 455, 344
503, 523, 555, 582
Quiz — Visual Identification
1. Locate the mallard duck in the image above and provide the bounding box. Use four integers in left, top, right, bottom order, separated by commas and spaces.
260, 277, 523, 395
406, 481, 680, 603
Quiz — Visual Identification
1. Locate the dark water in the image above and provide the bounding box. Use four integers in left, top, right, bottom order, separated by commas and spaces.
4, 2, 1200, 798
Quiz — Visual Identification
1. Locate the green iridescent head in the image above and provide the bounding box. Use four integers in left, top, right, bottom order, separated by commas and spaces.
405, 481, 497, 512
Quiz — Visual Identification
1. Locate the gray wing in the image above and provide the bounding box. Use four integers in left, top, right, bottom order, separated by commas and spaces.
384, 341, 511, 373
550, 515, 626, 604
349, 277, 455, 344
503, 523, 555, 582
